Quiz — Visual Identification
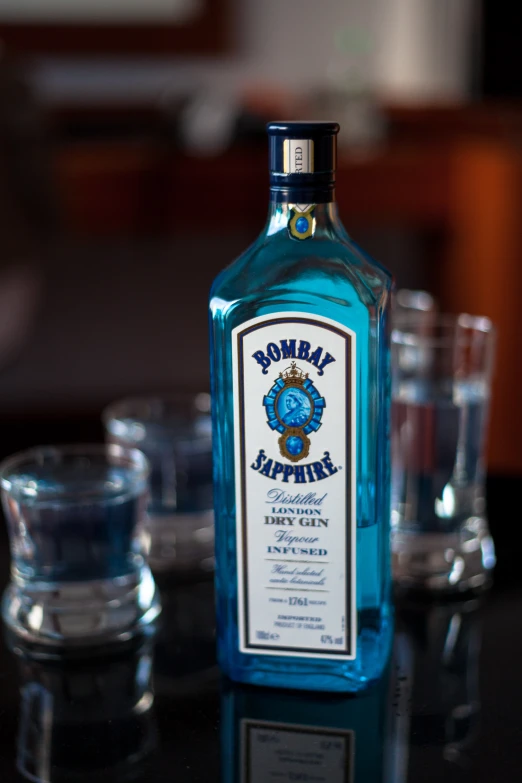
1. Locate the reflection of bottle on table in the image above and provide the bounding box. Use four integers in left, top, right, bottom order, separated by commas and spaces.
14, 639, 157, 783
221, 666, 404, 783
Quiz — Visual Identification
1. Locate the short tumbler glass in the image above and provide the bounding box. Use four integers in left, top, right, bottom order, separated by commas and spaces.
391, 313, 496, 591
0, 444, 161, 650
103, 394, 214, 576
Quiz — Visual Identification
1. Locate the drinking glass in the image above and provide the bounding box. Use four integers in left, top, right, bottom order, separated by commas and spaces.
103, 394, 214, 576
0, 444, 161, 650
393, 288, 436, 323
391, 313, 496, 590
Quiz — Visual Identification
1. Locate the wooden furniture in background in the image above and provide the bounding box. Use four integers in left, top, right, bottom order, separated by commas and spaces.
441, 140, 522, 475
0, 0, 230, 55
44, 106, 522, 474
54, 141, 452, 235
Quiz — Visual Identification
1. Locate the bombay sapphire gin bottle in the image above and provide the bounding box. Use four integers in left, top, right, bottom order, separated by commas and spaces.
209, 122, 393, 692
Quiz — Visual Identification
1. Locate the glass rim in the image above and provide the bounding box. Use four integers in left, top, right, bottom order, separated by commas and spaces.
102, 392, 210, 422
392, 312, 495, 347
102, 392, 212, 444
395, 288, 435, 312
0, 442, 150, 495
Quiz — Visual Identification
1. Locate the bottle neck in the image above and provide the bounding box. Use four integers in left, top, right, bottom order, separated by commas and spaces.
266, 190, 340, 239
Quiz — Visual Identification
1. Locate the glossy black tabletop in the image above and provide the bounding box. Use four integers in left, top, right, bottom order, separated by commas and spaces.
0, 476, 520, 783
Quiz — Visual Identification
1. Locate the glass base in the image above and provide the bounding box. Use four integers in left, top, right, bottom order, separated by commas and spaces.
2, 565, 161, 652
392, 518, 496, 592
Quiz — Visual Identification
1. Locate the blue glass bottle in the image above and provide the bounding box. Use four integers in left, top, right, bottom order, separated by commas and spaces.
209, 122, 393, 692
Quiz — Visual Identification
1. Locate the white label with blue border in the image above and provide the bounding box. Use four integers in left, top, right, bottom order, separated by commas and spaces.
232, 312, 357, 659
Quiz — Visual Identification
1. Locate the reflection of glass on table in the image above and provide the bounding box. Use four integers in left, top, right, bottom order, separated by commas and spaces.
15, 637, 157, 783
103, 394, 214, 576
0, 444, 160, 650
391, 313, 496, 591
398, 596, 482, 767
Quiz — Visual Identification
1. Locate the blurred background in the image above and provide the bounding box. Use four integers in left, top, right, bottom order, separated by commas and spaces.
0, 0, 520, 492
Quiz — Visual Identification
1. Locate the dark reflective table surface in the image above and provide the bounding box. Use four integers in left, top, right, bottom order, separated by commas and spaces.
0, 476, 520, 783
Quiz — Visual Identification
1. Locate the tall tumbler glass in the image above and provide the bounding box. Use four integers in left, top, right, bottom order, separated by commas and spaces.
391, 313, 496, 591
103, 394, 214, 576
0, 444, 161, 650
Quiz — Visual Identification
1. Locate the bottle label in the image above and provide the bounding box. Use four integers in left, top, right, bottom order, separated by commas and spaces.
232, 312, 356, 659
241, 719, 354, 783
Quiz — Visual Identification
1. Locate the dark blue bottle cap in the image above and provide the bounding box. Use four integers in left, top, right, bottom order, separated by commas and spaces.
267, 121, 339, 200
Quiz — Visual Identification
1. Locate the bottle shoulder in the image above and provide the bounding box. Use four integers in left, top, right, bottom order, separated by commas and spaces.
209, 235, 262, 304
209, 228, 392, 318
